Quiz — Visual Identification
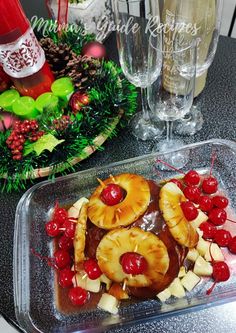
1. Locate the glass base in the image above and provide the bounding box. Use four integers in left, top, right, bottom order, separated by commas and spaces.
153, 139, 189, 169
130, 112, 165, 141
174, 105, 204, 136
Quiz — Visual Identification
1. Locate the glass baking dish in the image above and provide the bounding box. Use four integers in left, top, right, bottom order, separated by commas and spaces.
14, 139, 236, 333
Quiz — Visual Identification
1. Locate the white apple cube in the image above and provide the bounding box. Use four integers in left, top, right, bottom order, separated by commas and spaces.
196, 228, 204, 238
204, 243, 224, 262
181, 271, 201, 292
157, 288, 171, 302
100, 274, 112, 290
168, 278, 185, 298
196, 238, 211, 256
86, 277, 101, 293
73, 197, 89, 211
178, 266, 187, 278
187, 248, 199, 262
98, 293, 119, 315
190, 211, 208, 229
68, 206, 80, 219
72, 273, 87, 289
193, 256, 213, 277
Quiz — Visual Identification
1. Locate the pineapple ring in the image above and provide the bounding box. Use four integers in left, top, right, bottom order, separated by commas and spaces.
96, 227, 169, 287
88, 173, 150, 229
159, 182, 199, 248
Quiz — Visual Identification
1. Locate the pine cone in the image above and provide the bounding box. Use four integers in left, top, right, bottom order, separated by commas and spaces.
40, 38, 76, 77
64, 55, 102, 90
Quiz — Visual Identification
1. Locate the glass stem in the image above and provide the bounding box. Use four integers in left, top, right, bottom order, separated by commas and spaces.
141, 87, 149, 122
166, 121, 173, 142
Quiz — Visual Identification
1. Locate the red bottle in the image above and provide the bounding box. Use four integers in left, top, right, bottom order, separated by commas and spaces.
0, 0, 54, 99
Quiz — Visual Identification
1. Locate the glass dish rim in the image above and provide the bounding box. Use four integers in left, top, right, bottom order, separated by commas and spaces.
13, 138, 236, 333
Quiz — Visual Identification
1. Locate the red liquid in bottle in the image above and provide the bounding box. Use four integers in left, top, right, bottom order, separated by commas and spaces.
0, 0, 54, 99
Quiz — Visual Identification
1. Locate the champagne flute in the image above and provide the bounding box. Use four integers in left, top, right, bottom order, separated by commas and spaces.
113, 0, 164, 141
148, 39, 197, 158
172, 0, 224, 135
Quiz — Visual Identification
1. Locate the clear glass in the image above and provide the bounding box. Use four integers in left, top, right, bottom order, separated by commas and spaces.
148, 40, 197, 161
113, 0, 164, 141
14, 139, 236, 333
172, 0, 224, 135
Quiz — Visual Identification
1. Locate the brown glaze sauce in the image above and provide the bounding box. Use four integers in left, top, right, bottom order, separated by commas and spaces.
56, 180, 187, 313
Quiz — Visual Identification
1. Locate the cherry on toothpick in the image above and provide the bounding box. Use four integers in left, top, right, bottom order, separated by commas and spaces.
184, 170, 200, 186
63, 220, 76, 239
228, 236, 236, 254
198, 196, 213, 212
68, 287, 88, 306
83, 258, 102, 280
183, 186, 201, 203
181, 202, 199, 221
101, 183, 124, 206
59, 268, 74, 288
169, 179, 183, 191
58, 234, 74, 251
45, 220, 61, 237
53, 204, 68, 225
212, 196, 229, 209
212, 261, 230, 282
54, 249, 71, 269
214, 229, 232, 247
120, 252, 148, 275
202, 176, 218, 194
199, 222, 217, 240
209, 208, 227, 226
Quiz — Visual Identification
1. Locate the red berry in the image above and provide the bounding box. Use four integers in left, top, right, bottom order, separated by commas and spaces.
212, 261, 230, 282
183, 186, 201, 203
209, 208, 227, 226
202, 176, 218, 194
59, 268, 74, 288
63, 220, 76, 239
180, 202, 199, 221
184, 170, 200, 186
53, 206, 68, 225
45, 220, 61, 237
212, 196, 229, 209
100, 184, 124, 206
120, 252, 148, 275
169, 179, 183, 190
68, 287, 88, 306
199, 222, 217, 239
214, 229, 232, 247
198, 196, 213, 212
54, 249, 71, 269
228, 236, 236, 254
58, 234, 74, 251
83, 258, 102, 280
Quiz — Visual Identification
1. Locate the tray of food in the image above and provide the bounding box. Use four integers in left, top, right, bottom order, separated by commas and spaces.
14, 139, 236, 333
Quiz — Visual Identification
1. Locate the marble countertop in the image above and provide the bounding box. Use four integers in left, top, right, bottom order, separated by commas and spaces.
0, 34, 236, 333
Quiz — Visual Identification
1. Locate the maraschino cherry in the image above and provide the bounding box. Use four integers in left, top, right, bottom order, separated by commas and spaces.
101, 184, 124, 206
199, 222, 217, 240
212, 261, 230, 282
209, 208, 227, 226
59, 268, 74, 288
212, 196, 229, 209
120, 252, 148, 275
183, 186, 201, 203
58, 234, 74, 251
181, 202, 199, 221
45, 220, 61, 237
63, 220, 76, 239
198, 196, 213, 212
214, 229, 232, 247
54, 249, 71, 269
184, 170, 200, 186
202, 176, 218, 194
68, 287, 88, 306
83, 258, 102, 280
53, 204, 68, 225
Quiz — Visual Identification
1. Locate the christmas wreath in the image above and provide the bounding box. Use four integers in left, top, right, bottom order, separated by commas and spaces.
0, 20, 137, 192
